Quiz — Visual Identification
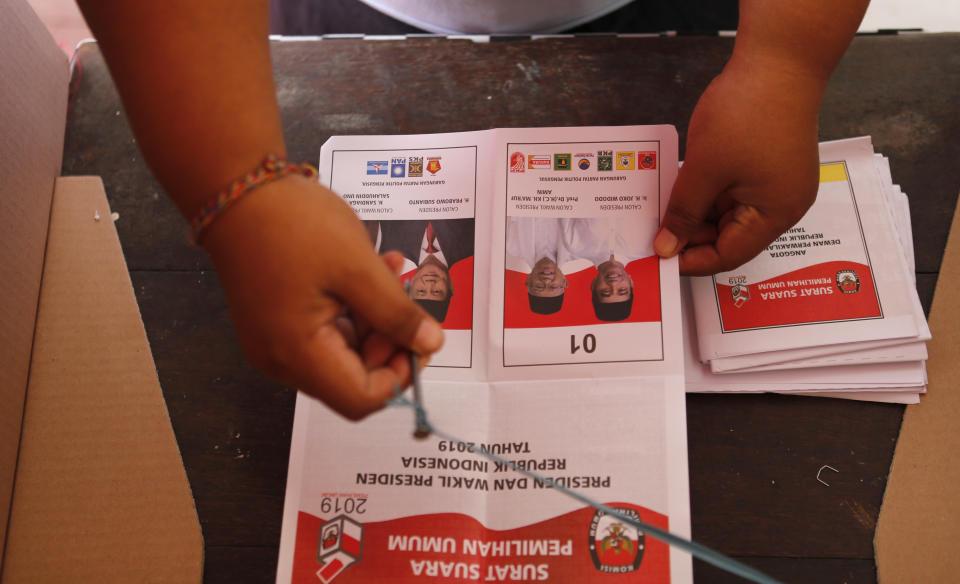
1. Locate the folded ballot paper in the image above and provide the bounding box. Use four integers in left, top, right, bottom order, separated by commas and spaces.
686, 137, 929, 403
277, 126, 694, 583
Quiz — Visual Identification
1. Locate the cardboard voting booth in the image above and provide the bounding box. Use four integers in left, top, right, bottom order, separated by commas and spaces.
0, 0, 203, 580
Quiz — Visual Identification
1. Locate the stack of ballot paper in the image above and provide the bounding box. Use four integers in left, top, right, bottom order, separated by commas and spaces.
685, 137, 929, 404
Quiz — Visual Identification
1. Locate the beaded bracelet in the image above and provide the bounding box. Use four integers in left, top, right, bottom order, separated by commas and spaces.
189, 154, 318, 245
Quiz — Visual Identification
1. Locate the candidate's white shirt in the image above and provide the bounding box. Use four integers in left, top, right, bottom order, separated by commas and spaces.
357, 0, 634, 34
562, 216, 654, 266
505, 216, 585, 274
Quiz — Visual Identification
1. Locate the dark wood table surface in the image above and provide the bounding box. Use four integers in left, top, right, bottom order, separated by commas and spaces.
63, 34, 959, 583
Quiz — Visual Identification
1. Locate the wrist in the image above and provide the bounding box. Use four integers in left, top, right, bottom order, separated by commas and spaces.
200, 173, 311, 262
718, 56, 825, 121
189, 155, 317, 246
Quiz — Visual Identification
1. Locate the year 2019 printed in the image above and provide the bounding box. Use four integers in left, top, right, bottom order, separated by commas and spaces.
319, 494, 368, 515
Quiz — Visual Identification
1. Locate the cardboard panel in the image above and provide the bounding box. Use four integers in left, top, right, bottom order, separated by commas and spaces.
0, 0, 69, 558
875, 195, 960, 581
2, 178, 203, 582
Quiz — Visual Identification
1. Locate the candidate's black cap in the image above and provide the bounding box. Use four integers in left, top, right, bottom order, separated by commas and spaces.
416, 298, 452, 323
592, 292, 633, 322
528, 293, 564, 315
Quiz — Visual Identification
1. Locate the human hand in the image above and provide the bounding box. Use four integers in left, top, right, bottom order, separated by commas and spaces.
201, 175, 444, 420
654, 61, 823, 276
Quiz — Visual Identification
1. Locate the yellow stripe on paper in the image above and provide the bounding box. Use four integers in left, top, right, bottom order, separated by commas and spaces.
819, 163, 848, 183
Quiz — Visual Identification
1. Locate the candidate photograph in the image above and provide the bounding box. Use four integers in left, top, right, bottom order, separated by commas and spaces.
365, 218, 475, 328
504, 216, 661, 327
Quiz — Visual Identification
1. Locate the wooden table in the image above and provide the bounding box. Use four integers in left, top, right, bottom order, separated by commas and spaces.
63, 33, 959, 583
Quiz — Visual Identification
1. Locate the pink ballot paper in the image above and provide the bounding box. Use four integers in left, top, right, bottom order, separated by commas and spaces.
276, 126, 692, 583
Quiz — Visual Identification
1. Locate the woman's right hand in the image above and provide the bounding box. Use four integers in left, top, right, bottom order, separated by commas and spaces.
202, 175, 444, 420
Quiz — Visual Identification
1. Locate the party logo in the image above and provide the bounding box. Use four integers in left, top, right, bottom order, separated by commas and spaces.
576, 152, 594, 170
391, 157, 406, 178
529, 155, 552, 169
638, 151, 657, 170
598, 150, 613, 171
616, 152, 635, 170
408, 156, 423, 177
366, 161, 388, 175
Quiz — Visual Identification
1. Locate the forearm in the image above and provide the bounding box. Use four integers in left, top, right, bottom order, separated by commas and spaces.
76, 0, 283, 220
729, 0, 869, 107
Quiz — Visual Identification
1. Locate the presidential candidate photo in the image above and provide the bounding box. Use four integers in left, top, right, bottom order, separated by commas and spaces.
367, 218, 475, 323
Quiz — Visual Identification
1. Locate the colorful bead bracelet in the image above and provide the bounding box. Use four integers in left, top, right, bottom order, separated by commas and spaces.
189, 154, 317, 245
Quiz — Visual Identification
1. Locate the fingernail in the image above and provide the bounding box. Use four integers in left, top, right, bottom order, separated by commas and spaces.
413, 319, 444, 353
654, 228, 681, 257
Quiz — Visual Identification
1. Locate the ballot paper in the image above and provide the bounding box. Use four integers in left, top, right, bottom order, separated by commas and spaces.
685, 137, 928, 403
690, 137, 922, 362
277, 126, 692, 583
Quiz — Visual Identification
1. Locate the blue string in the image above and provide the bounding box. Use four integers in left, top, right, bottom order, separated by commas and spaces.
388, 393, 782, 584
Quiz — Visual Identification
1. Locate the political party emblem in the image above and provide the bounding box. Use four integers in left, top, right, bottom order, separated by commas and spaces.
616, 151, 635, 170
576, 152, 594, 170
554, 153, 572, 171
588, 508, 645, 574
316, 515, 364, 583
366, 161, 388, 175
836, 270, 861, 293
529, 155, 551, 169
426, 157, 442, 175
390, 157, 406, 178
598, 150, 613, 171
638, 151, 657, 169
731, 284, 751, 308
510, 152, 526, 173
408, 156, 423, 177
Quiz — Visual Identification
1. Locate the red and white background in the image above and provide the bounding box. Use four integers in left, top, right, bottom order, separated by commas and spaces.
502, 140, 665, 366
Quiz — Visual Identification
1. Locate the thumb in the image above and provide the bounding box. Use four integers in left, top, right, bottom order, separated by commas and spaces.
335, 249, 444, 356
654, 162, 727, 258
